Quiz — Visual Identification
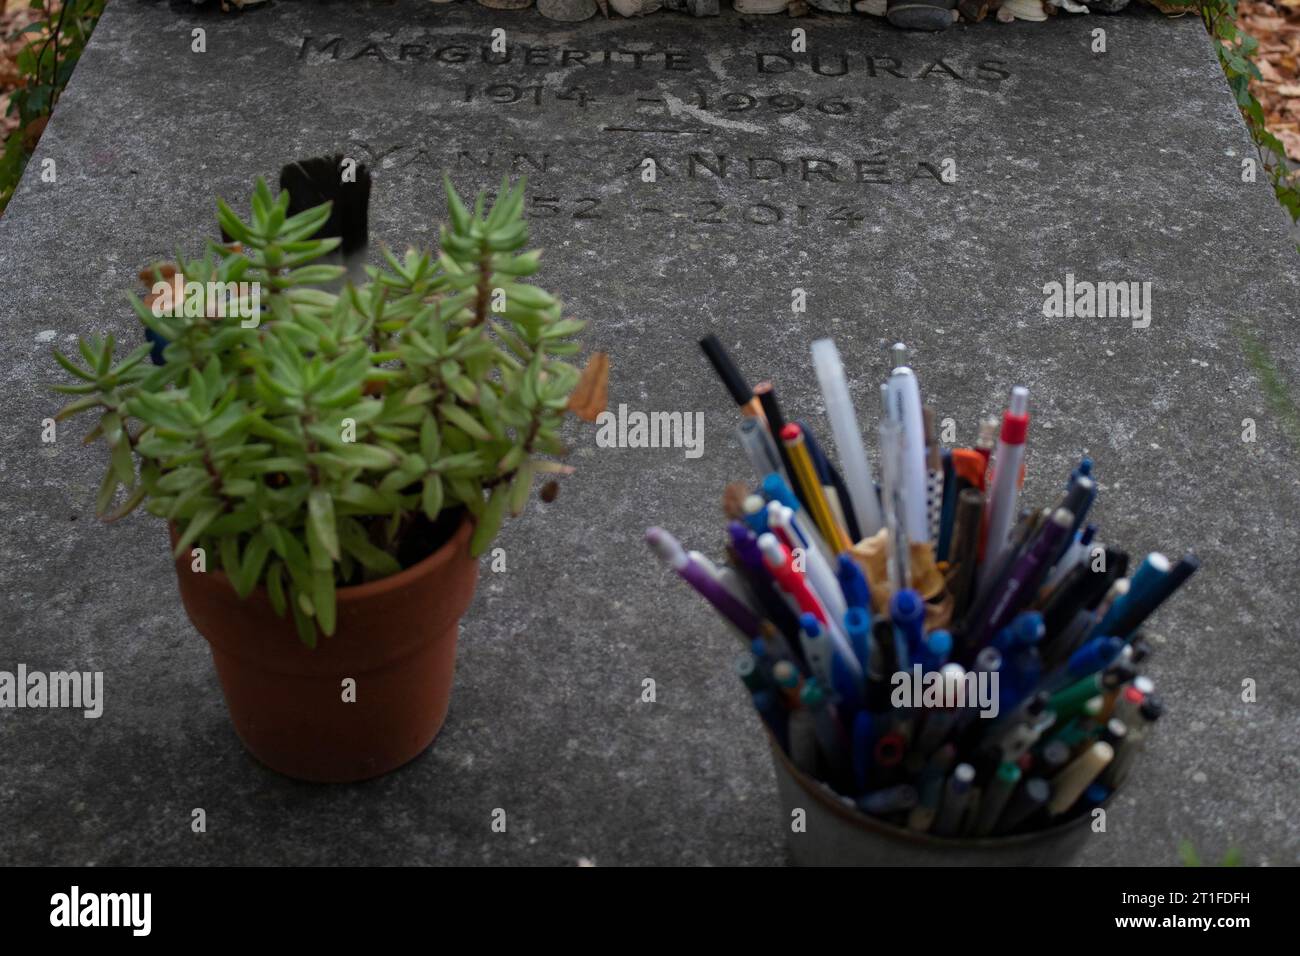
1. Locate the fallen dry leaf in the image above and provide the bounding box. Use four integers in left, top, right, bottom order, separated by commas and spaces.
138, 262, 178, 284
1240, 0, 1300, 162
1278, 129, 1300, 160
722, 481, 750, 520
566, 350, 608, 423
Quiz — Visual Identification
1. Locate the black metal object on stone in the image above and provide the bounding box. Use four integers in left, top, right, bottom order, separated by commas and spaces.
887, 0, 956, 30
278, 155, 371, 255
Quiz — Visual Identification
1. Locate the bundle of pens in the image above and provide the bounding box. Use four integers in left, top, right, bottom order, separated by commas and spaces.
646, 335, 1197, 840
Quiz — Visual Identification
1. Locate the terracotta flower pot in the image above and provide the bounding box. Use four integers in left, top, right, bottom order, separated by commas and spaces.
172, 518, 479, 783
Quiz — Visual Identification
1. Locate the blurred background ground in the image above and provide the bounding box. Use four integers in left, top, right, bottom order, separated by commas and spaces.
1242, 0, 1300, 162
1, 1, 46, 145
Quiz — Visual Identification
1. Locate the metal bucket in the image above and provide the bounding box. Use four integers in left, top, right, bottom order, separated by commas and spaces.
770, 741, 1098, 866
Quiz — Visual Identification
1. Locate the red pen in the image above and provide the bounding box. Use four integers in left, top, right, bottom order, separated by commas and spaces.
757, 532, 829, 626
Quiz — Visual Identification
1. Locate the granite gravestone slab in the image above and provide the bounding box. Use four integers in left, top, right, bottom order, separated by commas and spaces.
1, 1, 1297, 865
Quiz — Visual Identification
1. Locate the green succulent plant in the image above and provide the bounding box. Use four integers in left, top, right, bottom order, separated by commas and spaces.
51, 175, 585, 645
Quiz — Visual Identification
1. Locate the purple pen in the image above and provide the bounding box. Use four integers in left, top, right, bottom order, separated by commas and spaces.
646, 527, 762, 638
967, 508, 1073, 651
728, 521, 766, 573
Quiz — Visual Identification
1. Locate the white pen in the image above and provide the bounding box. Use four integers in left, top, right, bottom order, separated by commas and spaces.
979, 385, 1030, 591
885, 344, 930, 544
878, 412, 911, 592
811, 338, 883, 538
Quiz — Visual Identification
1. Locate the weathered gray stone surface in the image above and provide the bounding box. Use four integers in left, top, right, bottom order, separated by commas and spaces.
1, 0, 1297, 865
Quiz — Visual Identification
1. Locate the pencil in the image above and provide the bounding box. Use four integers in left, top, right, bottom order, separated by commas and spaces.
781, 423, 852, 553
699, 334, 765, 421
947, 488, 984, 623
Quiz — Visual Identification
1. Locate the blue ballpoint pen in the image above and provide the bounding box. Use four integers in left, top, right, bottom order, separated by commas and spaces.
762, 472, 802, 513
1043, 636, 1125, 693
836, 553, 872, 611
742, 493, 768, 536
921, 629, 952, 672
799, 610, 865, 712
798, 612, 834, 689
844, 607, 874, 682
891, 588, 926, 669
992, 611, 1045, 655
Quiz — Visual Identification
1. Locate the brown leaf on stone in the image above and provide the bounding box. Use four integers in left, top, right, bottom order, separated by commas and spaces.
1278, 128, 1300, 161
539, 480, 559, 503
1238, 1, 1300, 166
722, 481, 750, 520
142, 272, 184, 313
566, 350, 608, 422
138, 262, 178, 284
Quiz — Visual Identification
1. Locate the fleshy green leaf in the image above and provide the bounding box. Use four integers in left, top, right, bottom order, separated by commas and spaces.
508, 460, 533, 517
307, 488, 340, 564
173, 504, 221, 558
312, 568, 336, 637
470, 485, 507, 556
421, 474, 444, 521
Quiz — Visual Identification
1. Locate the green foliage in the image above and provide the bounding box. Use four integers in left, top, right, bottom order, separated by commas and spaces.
1238, 321, 1300, 448
0, 1, 106, 215
1170, 0, 1300, 221
1179, 839, 1243, 866
52, 175, 585, 645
